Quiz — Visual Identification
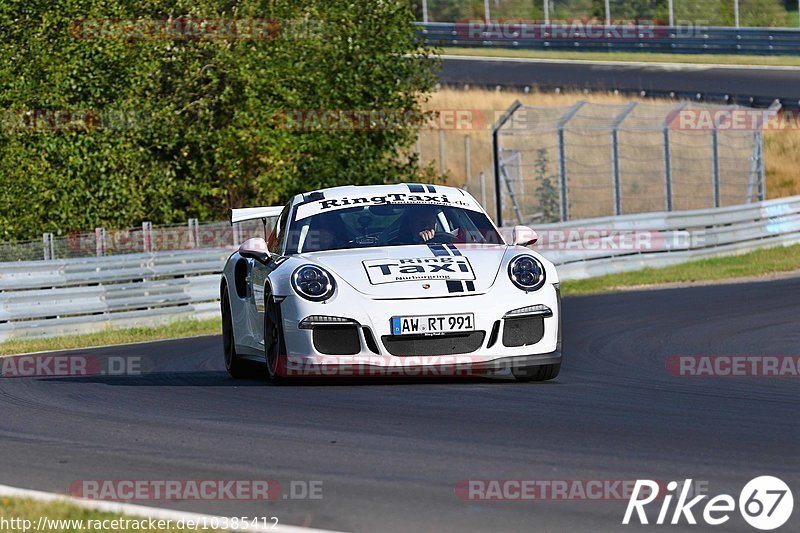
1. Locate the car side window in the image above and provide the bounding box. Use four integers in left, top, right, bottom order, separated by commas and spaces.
267, 204, 290, 255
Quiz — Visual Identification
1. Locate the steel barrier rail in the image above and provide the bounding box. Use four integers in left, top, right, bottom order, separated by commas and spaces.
0, 249, 231, 342
416, 22, 800, 56
1, 195, 799, 341
534, 195, 800, 278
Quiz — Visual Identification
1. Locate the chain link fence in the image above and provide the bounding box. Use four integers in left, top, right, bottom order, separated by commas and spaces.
417, 0, 797, 27
485, 100, 769, 226
0, 218, 273, 262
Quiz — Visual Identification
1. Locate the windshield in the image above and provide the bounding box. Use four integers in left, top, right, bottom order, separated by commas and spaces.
286, 203, 502, 254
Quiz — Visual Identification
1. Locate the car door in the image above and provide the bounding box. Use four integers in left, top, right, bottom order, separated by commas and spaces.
247, 202, 290, 350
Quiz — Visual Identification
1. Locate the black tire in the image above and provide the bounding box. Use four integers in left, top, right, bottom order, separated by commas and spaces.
265, 293, 288, 382
222, 286, 255, 379
512, 362, 561, 382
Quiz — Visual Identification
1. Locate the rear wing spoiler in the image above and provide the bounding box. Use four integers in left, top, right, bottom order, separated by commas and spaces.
229, 206, 283, 225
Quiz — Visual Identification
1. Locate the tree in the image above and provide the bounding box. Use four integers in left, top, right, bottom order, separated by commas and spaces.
0, 0, 438, 240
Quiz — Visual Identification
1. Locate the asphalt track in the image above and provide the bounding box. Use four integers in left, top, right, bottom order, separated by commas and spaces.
1, 277, 799, 532
440, 55, 800, 108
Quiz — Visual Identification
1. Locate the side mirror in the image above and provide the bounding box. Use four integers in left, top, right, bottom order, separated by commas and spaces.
511, 225, 538, 247
238, 237, 270, 262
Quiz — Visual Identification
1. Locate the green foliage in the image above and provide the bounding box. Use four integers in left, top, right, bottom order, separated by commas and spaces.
0, 0, 438, 240
533, 148, 560, 223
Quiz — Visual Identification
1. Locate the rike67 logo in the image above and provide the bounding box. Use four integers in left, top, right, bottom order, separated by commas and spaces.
623, 477, 793, 530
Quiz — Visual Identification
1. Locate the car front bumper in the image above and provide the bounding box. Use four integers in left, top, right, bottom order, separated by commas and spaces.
276, 281, 562, 374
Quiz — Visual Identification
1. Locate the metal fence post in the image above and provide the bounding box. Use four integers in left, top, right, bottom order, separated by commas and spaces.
491, 100, 523, 227
480, 171, 487, 210
438, 129, 446, 176
95, 227, 106, 257
142, 221, 153, 253
610, 102, 637, 216
189, 218, 200, 248
611, 131, 622, 216
711, 128, 721, 208
42, 233, 54, 261
757, 130, 766, 201
746, 131, 760, 203
663, 102, 686, 212
464, 135, 471, 188
556, 101, 586, 222
499, 158, 525, 225
663, 127, 673, 212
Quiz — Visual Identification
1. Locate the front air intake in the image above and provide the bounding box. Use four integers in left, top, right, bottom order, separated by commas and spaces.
313, 326, 361, 355
381, 332, 486, 356
502, 316, 545, 348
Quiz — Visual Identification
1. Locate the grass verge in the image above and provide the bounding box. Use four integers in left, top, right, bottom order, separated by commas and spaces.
0, 496, 219, 532
442, 46, 800, 67
0, 318, 220, 356
560, 244, 800, 296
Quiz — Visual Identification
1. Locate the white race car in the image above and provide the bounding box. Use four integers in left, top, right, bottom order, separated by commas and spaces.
221, 184, 561, 382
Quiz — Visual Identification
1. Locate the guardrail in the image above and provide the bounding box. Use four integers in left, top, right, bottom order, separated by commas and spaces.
0, 249, 230, 342
1, 195, 798, 341
540, 195, 800, 279
416, 22, 800, 56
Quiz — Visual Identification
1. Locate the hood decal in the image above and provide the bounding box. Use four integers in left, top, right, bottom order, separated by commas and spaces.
311, 244, 506, 299
362, 254, 475, 286
427, 243, 477, 293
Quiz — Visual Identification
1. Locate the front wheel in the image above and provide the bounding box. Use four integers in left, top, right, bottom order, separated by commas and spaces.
512, 362, 561, 382
222, 287, 256, 379
264, 293, 288, 381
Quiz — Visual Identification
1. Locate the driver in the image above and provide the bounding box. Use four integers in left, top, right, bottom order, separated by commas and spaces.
401, 205, 439, 244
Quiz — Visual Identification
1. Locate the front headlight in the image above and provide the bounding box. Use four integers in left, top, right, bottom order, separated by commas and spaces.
508, 254, 546, 292
291, 265, 336, 302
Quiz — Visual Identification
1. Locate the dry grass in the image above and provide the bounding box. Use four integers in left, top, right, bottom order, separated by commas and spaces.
764, 127, 800, 198
419, 88, 800, 205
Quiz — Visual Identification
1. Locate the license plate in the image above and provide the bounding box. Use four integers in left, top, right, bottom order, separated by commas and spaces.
391, 313, 475, 336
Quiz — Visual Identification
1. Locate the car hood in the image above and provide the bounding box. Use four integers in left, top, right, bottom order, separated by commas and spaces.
303, 244, 509, 299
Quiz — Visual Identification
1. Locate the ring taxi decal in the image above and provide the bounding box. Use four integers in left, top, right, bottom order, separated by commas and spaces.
294, 192, 480, 220
363, 257, 476, 285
